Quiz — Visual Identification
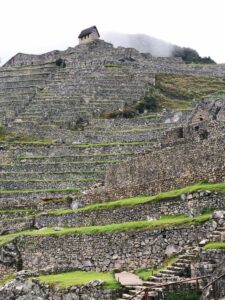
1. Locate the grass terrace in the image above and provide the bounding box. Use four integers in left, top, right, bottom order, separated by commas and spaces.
204, 242, 225, 249
38, 271, 120, 289
48, 182, 225, 215
69, 141, 155, 148
16, 152, 133, 160
0, 126, 52, 144
0, 273, 16, 287
0, 213, 211, 247
0, 187, 79, 194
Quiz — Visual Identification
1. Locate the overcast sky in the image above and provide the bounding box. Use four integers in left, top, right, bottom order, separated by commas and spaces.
1, 0, 225, 64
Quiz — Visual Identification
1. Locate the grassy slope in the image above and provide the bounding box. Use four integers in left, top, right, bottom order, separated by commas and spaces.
100, 74, 225, 117
38, 271, 120, 289
48, 182, 225, 215
155, 74, 225, 102
155, 73, 225, 110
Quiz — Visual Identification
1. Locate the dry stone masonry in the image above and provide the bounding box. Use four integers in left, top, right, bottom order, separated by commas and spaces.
1, 34, 225, 299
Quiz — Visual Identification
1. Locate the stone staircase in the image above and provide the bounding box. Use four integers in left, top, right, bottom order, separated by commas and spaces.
117, 249, 199, 300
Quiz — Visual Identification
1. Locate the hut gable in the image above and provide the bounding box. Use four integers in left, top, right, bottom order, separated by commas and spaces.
78, 26, 100, 44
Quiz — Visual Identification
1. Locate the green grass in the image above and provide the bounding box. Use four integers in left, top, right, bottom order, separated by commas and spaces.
136, 257, 177, 280
0, 273, 16, 287
112, 127, 168, 133
0, 187, 79, 194
0, 178, 97, 183
49, 182, 225, 215
16, 152, 132, 160
100, 73, 225, 119
204, 242, 225, 249
3, 160, 123, 166
0, 170, 104, 175
38, 271, 120, 289
69, 141, 155, 148
0, 126, 52, 144
0, 214, 211, 244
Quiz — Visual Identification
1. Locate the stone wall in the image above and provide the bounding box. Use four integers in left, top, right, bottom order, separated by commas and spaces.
10, 222, 212, 274
0, 277, 117, 300
82, 122, 225, 203
3, 50, 63, 67
35, 192, 225, 228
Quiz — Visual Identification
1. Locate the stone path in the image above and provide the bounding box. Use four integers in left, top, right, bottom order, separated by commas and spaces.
115, 271, 143, 286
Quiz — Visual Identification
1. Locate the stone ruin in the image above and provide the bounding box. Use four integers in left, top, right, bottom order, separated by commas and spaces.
0, 33, 225, 299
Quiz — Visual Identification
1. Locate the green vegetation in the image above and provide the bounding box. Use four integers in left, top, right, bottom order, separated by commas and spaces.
136, 257, 177, 280
105, 64, 123, 68
0, 187, 79, 194
165, 291, 201, 300
204, 242, 225, 249
0, 178, 96, 183
0, 170, 104, 175
113, 127, 168, 133
16, 152, 132, 160
0, 214, 211, 244
0, 125, 51, 144
49, 182, 225, 215
70, 141, 155, 148
38, 271, 120, 289
100, 74, 225, 118
0, 273, 16, 287
3, 160, 123, 166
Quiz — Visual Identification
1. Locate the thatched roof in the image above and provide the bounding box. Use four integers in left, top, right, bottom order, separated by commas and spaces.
78, 26, 100, 39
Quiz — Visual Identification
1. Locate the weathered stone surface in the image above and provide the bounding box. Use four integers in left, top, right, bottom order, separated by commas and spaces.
0, 277, 116, 300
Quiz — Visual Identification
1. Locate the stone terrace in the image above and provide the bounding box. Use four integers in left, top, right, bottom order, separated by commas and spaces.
1, 40, 225, 299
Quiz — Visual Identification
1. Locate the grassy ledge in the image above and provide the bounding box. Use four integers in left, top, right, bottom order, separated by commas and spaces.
69, 141, 155, 148
0, 273, 16, 287
0, 214, 211, 243
38, 271, 120, 289
0, 187, 79, 194
204, 242, 225, 249
49, 182, 225, 215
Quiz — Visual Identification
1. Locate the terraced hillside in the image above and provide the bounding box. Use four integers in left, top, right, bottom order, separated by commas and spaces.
1, 39, 225, 299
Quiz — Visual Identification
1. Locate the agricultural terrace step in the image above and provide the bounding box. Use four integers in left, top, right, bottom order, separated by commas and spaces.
0, 171, 104, 180
0, 188, 79, 199
14, 152, 133, 162
0, 73, 51, 81
0, 209, 37, 220
0, 177, 98, 190
0, 160, 118, 172
0, 142, 156, 154
0, 80, 49, 88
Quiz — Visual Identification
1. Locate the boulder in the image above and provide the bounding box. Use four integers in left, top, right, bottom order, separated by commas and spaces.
212, 211, 225, 220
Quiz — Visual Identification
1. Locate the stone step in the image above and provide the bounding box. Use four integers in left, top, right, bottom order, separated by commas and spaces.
172, 262, 190, 268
